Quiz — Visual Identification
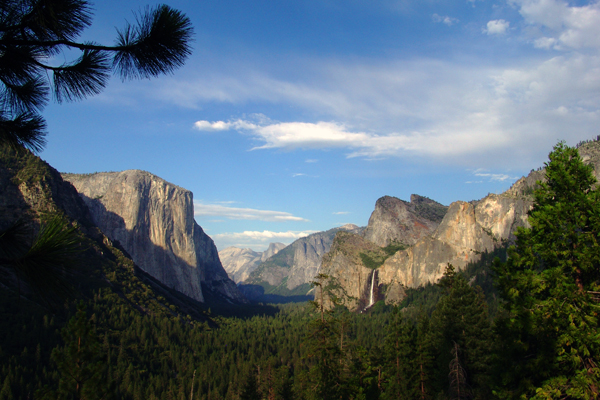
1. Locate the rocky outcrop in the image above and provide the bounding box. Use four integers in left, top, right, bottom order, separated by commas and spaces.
0, 147, 96, 233
244, 224, 363, 295
63, 170, 244, 303
219, 242, 286, 283
363, 195, 447, 247
377, 195, 532, 301
320, 189, 534, 310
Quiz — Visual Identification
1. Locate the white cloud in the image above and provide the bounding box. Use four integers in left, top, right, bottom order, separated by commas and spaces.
533, 37, 558, 49
511, 0, 600, 49
194, 202, 308, 222
473, 169, 519, 182
292, 173, 307, 177
192, 117, 512, 160
188, 48, 600, 167
484, 19, 510, 35
194, 119, 258, 131
333, 211, 350, 215
432, 13, 459, 26
151, 25, 593, 170
212, 230, 316, 251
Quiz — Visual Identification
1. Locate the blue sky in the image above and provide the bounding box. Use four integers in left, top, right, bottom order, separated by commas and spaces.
41, 0, 600, 251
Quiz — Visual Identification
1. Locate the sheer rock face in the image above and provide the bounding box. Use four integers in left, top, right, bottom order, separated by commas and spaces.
320, 192, 534, 309
63, 170, 243, 303
363, 195, 447, 247
244, 224, 363, 293
379, 195, 533, 303
219, 242, 286, 283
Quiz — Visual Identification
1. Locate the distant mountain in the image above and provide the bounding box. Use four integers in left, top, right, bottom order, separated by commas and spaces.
319, 139, 600, 311
219, 242, 286, 283
241, 224, 363, 298
63, 170, 245, 303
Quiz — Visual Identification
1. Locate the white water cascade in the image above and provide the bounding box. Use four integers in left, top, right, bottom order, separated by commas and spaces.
368, 269, 377, 308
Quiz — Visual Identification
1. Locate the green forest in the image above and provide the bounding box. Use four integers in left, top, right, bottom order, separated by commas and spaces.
0, 142, 599, 400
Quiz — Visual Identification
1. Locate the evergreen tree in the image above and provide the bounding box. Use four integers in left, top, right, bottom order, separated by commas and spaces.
305, 274, 345, 399
239, 367, 261, 400
493, 142, 600, 399
0, 0, 193, 152
430, 265, 493, 399
381, 308, 418, 399
415, 313, 434, 400
38, 303, 109, 400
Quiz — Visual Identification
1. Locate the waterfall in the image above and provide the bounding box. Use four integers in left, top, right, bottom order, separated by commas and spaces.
368, 269, 376, 308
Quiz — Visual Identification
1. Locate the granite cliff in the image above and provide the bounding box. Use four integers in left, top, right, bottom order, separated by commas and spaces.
363, 194, 447, 247
63, 170, 244, 303
219, 242, 286, 283
319, 194, 448, 310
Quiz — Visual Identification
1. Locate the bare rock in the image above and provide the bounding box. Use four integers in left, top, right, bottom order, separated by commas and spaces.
63, 170, 243, 303
363, 195, 447, 247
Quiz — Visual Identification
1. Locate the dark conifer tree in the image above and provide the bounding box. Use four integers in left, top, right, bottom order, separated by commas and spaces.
430, 265, 493, 399
0, 0, 193, 152
37, 303, 109, 400
381, 308, 418, 399
493, 142, 600, 399
240, 367, 261, 400
415, 313, 435, 400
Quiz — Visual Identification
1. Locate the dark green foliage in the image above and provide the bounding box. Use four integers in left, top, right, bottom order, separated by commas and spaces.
493, 142, 600, 399
382, 242, 407, 256
430, 265, 494, 399
360, 251, 386, 269
381, 309, 418, 399
8, 215, 84, 307
0, 0, 193, 152
38, 303, 109, 400
239, 367, 261, 400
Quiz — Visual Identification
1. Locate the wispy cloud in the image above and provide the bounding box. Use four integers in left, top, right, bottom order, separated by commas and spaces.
152, 0, 600, 169
472, 169, 519, 182
189, 47, 600, 168
432, 14, 459, 26
194, 202, 308, 222
333, 211, 350, 215
305, 159, 318, 163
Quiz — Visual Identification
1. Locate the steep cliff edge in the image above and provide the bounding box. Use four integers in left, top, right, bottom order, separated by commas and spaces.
220, 242, 286, 283
363, 194, 447, 247
377, 195, 532, 303
63, 170, 244, 303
